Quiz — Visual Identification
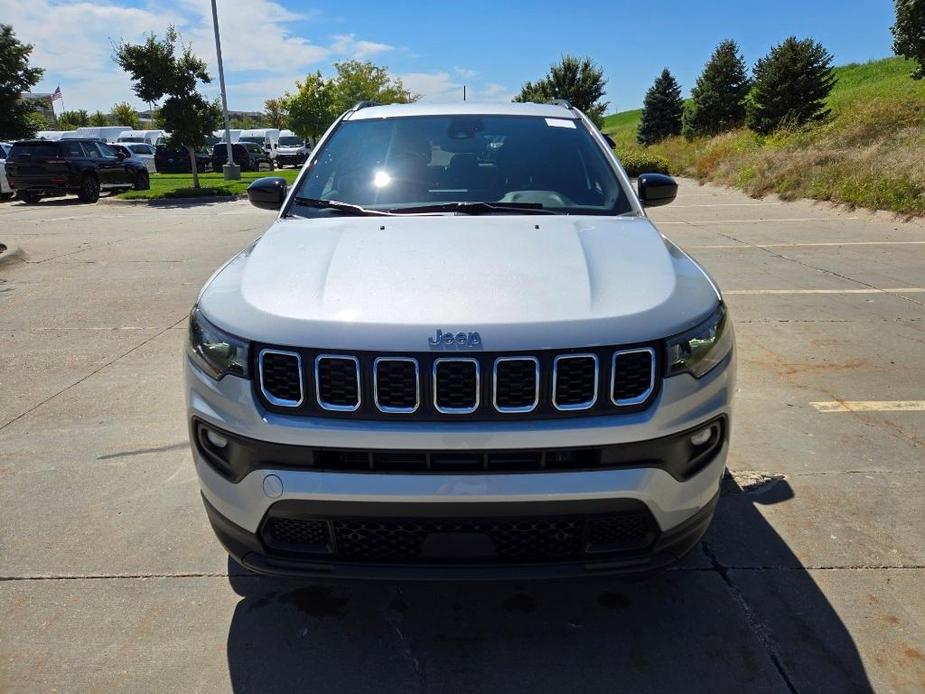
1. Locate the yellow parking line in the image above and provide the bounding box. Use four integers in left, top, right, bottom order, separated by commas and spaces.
810, 401, 925, 413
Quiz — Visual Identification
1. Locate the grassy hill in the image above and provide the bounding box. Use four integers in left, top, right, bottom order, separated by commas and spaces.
604, 57, 925, 216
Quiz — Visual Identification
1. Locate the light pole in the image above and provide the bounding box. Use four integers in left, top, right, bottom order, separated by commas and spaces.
210, 0, 239, 180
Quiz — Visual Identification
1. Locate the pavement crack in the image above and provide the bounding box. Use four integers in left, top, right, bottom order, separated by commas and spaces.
0, 314, 189, 433
383, 586, 427, 692
702, 541, 800, 694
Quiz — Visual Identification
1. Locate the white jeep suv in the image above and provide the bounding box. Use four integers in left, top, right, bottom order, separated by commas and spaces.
186, 101, 735, 579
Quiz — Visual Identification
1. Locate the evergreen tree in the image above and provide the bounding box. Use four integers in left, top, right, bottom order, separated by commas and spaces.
683, 40, 750, 138
892, 0, 925, 79
0, 24, 45, 140
637, 69, 683, 145
514, 56, 609, 126
746, 37, 836, 135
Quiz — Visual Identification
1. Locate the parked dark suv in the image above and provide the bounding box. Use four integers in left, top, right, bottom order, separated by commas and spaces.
5, 139, 149, 204
155, 145, 211, 173
211, 142, 274, 173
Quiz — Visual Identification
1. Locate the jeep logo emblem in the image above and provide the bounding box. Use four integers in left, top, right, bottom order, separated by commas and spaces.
428, 329, 482, 349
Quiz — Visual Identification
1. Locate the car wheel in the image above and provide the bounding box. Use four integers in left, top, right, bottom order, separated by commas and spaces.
267, 160, 275, 171
19, 191, 42, 204
134, 171, 150, 191
77, 175, 100, 203
0, 192, 14, 200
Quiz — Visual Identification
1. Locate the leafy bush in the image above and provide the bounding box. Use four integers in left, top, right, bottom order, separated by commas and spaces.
615, 149, 671, 177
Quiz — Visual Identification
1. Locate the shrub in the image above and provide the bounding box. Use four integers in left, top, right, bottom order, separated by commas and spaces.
615, 148, 671, 177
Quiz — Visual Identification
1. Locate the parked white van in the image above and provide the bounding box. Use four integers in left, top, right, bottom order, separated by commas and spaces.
213, 129, 241, 144
116, 130, 165, 145
239, 128, 280, 160
34, 131, 67, 141
60, 126, 131, 142
276, 129, 312, 167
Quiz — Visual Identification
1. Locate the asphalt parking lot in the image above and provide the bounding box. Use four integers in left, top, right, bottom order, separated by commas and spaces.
1, 184, 923, 693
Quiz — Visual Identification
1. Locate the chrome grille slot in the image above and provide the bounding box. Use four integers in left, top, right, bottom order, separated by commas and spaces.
373, 357, 420, 413
611, 348, 656, 406
315, 355, 361, 411
258, 349, 303, 407
552, 354, 599, 411
433, 358, 480, 414
493, 357, 540, 413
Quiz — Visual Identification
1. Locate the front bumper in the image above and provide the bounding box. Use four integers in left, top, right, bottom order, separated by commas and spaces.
187, 350, 734, 578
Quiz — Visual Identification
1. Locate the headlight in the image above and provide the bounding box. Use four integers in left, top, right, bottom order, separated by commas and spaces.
666, 304, 733, 378
187, 306, 250, 380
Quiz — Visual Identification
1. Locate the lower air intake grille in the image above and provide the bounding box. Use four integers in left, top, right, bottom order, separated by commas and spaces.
258, 511, 658, 564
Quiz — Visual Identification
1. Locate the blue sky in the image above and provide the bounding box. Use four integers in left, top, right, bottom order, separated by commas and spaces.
1, 0, 899, 114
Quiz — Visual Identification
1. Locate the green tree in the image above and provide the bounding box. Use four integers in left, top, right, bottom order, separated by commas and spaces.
57, 109, 90, 130
892, 0, 925, 78
0, 24, 45, 140
89, 110, 110, 126
110, 102, 141, 129
284, 71, 337, 141
513, 55, 609, 127
746, 37, 836, 135
264, 98, 287, 129
683, 40, 750, 138
637, 69, 684, 145
115, 27, 220, 187
331, 60, 417, 112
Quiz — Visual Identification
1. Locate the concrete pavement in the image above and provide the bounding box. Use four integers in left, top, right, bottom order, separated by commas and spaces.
0, 184, 923, 692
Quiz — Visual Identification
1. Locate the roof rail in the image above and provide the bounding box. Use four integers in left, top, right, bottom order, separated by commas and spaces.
352, 100, 381, 111
546, 99, 573, 109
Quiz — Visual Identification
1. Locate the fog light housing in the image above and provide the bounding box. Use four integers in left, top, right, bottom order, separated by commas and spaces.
690, 426, 713, 447
206, 429, 228, 449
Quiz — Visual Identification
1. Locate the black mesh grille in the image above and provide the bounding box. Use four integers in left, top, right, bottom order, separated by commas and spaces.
332, 517, 586, 562
317, 357, 359, 408
262, 517, 331, 553
495, 359, 538, 410
586, 513, 655, 552
375, 360, 418, 411
260, 352, 302, 403
434, 360, 478, 411
554, 356, 597, 408
612, 351, 654, 403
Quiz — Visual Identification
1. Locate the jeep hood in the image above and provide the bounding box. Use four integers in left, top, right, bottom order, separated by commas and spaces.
199, 215, 719, 351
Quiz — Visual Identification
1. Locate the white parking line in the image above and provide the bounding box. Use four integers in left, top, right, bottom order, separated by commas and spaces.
659, 217, 857, 225
691, 241, 925, 250
725, 288, 925, 295
811, 401, 925, 413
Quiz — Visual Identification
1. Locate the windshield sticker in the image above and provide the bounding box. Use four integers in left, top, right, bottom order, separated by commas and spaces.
545, 118, 576, 129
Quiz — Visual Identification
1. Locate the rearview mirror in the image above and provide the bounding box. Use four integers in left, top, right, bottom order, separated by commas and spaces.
638, 173, 677, 207
247, 176, 287, 210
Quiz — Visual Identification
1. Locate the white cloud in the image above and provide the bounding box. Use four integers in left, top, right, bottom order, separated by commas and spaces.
454, 66, 477, 79
330, 33, 393, 59
400, 72, 462, 103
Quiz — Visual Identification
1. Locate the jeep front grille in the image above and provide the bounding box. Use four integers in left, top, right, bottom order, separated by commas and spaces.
254, 344, 659, 420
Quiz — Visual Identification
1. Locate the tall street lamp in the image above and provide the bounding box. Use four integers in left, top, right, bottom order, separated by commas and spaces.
211, 0, 239, 180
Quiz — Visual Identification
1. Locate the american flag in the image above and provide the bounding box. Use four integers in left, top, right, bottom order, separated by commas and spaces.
52, 86, 62, 102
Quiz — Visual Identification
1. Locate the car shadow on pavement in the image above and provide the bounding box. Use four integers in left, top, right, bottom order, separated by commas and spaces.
224, 479, 873, 693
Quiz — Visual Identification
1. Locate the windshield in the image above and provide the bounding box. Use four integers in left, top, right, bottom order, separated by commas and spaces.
240, 136, 265, 145
292, 114, 632, 216
279, 136, 302, 146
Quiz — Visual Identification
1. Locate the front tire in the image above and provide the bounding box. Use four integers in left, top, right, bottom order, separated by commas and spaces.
19, 191, 42, 204
134, 171, 150, 191
77, 175, 100, 203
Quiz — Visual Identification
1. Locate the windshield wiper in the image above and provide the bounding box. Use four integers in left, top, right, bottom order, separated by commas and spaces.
388, 201, 556, 215
292, 197, 394, 217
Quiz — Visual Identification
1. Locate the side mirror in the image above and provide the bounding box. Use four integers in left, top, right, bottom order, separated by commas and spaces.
247, 176, 287, 210
602, 133, 616, 149
638, 173, 677, 207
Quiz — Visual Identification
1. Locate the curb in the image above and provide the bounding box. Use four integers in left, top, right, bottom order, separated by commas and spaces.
0, 243, 26, 268
104, 194, 244, 206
